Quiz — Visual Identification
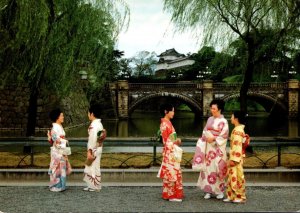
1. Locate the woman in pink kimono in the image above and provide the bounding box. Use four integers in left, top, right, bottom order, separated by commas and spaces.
223, 111, 247, 203
83, 104, 106, 192
196, 99, 229, 200
158, 103, 183, 202
48, 109, 72, 192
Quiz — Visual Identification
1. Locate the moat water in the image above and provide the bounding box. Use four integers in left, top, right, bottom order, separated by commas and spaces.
67, 111, 299, 138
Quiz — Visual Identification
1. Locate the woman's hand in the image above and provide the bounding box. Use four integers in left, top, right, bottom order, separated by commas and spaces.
87, 150, 95, 160
175, 138, 181, 146
206, 136, 215, 143
229, 160, 236, 167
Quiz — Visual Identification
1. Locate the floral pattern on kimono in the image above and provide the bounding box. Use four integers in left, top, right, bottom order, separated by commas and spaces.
158, 118, 183, 199
226, 125, 247, 201
83, 119, 103, 190
48, 123, 72, 191
197, 115, 229, 195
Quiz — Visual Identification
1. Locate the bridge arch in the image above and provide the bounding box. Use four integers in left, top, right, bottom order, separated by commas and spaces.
128, 92, 202, 117
223, 92, 287, 115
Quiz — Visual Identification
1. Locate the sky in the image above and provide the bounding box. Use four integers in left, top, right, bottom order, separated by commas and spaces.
117, 0, 202, 58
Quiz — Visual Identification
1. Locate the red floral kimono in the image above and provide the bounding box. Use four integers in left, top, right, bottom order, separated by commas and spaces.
157, 118, 183, 200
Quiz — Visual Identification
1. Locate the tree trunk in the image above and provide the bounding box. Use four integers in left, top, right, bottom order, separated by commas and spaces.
25, 0, 55, 136
240, 41, 255, 113
26, 89, 39, 136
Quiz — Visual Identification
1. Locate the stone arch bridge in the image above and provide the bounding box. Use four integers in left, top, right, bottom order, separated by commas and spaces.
109, 80, 299, 119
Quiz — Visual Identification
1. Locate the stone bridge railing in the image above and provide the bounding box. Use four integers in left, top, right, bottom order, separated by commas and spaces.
109, 80, 299, 119
129, 82, 288, 90
129, 82, 201, 90
213, 82, 287, 90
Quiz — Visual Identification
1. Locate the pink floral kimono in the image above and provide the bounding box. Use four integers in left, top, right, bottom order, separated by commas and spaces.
226, 125, 247, 201
157, 118, 183, 200
48, 123, 72, 192
196, 115, 229, 195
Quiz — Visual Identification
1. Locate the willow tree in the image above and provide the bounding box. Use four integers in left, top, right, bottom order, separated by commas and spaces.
163, 0, 300, 112
0, 0, 129, 136
131, 51, 158, 77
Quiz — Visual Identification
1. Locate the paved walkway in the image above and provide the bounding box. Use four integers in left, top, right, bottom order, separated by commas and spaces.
0, 185, 299, 212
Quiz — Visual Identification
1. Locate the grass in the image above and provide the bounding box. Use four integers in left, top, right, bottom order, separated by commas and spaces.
1, 150, 299, 169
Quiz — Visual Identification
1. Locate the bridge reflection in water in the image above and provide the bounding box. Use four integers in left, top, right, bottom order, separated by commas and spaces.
67, 111, 299, 138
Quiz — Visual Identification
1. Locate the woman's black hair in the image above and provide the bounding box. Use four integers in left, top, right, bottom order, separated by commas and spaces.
209, 99, 225, 113
160, 103, 174, 117
89, 104, 101, 118
49, 108, 62, 122
233, 111, 247, 125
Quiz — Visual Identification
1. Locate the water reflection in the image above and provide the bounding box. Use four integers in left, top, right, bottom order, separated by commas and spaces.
67, 111, 299, 138
288, 120, 299, 138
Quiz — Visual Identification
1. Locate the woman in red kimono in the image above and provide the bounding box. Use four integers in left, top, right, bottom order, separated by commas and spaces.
157, 103, 183, 202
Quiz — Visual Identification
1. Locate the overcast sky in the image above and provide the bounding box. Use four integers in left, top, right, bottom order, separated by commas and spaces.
116, 0, 202, 58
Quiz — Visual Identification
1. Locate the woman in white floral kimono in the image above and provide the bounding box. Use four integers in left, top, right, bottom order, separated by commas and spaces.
48, 109, 72, 192
196, 99, 229, 200
83, 104, 106, 192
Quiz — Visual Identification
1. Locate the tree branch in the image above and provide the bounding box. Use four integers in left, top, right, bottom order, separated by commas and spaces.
210, 0, 245, 39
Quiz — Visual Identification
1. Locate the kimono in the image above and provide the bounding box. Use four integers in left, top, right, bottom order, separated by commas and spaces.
83, 119, 104, 191
157, 118, 183, 200
48, 123, 72, 192
196, 115, 229, 195
226, 125, 247, 201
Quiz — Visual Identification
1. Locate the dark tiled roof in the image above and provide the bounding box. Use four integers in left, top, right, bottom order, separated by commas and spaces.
158, 48, 185, 57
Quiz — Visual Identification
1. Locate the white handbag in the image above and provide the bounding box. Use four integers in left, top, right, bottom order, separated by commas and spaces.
173, 144, 183, 163
62, 141, 71, 156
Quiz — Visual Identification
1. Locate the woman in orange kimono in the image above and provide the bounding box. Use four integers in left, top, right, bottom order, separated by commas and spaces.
223, 111, 247, 203
157, 103, 183, 202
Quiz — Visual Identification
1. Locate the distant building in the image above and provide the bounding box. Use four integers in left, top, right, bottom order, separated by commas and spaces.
155, 48, 195, 77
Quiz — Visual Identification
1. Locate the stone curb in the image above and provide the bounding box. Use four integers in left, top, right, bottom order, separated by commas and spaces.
0, 168, 299, 184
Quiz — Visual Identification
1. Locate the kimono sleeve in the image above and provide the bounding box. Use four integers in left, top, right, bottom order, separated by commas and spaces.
201, 119, 209, 141
230, 131, 243, 162
160, 122, 169, 144
215, 119, 229, 146
160, 121, 175, 148
87, 125, 98, 150
51, 126, 62, 148
87, 122, 104, 150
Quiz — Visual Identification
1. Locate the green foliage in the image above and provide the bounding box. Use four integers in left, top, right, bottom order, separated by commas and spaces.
293, 51, 300, 80
130, 51, 158, 77
185, 46, 215, 80
164, 0, 300, 111
185, 46, 241, 82
225, 99, 265, 112
117, 58, 133, 80
164, 0, 300, 49
228, 28, 299, 82
177, 104, 191, 111
0, 0, 130, 96
209, 52, 241, 82
222, 75, 243, 83
0, 0, 130, 134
